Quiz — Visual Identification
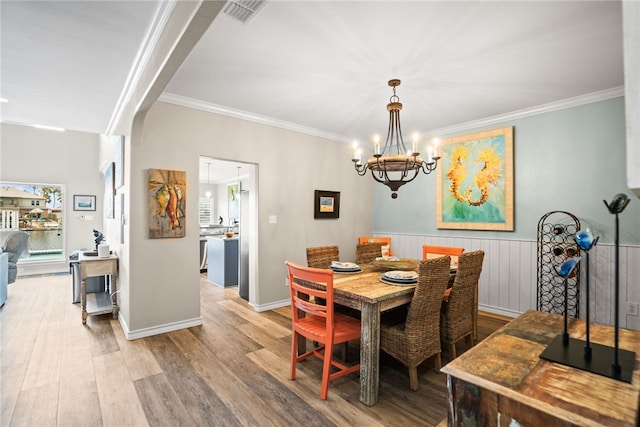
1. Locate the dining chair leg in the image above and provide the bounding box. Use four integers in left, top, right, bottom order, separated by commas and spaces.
409, 366, 419, 391
449, 343, 457, 360
320, 342, 334, 400
434, 353, 442, 371
290, 333, 299, 380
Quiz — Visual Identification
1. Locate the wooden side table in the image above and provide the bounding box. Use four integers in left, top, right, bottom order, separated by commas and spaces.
441, 310, 640, 426
79, 253, 118, 325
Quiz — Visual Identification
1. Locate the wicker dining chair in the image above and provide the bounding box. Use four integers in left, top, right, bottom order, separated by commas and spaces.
440, 282, 476, 359
358, 236, 394, 256
306, 245, 340, 269
448, 250, 485, 342
380, 256, 452, 391
355, 242, 383, 265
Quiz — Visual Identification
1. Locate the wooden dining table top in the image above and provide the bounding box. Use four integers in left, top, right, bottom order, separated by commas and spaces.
331, 263, 418, 304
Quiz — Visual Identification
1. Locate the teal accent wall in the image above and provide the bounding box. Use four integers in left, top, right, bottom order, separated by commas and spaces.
373, 97, 640, 245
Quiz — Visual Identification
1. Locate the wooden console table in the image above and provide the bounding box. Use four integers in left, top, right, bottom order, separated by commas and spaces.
441, 310, 640, 426
79, 253, 118, 325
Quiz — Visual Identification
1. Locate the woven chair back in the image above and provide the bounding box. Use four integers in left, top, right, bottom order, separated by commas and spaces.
358, 236, 394, 256
355, 243, 383, 264
441, 282, 475, 342
405, 256, 452, 335
306, 245, 339, 269
452, 250, 485, 288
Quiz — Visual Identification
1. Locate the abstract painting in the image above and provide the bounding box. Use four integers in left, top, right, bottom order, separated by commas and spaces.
148, 169, 186, 238
436, 127, 513, 230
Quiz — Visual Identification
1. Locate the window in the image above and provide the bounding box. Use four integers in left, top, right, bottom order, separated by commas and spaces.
199, 198, 214, 225
0, 181, 65, 262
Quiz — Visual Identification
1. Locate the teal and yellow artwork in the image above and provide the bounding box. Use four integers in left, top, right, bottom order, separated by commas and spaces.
436, 127, 513, 231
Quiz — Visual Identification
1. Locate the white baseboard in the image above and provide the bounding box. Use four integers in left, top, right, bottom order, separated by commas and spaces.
120, 315, 203, 340
17, 260, 68, 276
252, 298, 290, 312
478, 304, 521, 319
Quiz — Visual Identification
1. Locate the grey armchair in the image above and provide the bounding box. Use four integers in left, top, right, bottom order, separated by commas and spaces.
0, 230, 29, 283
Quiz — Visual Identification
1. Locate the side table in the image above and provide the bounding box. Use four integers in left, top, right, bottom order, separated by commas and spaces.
79, 252, 119, 324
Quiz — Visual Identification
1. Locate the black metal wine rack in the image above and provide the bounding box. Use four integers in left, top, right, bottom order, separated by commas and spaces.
537, 211, 581, 317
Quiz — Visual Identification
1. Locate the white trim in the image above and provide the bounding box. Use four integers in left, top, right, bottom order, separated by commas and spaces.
251, 298, 290, 312
158, 93, 353, 144
16, 260, 67, 276
120, 315, 202, 340
478, 304, 520, 320
105, 1, 177, 136
424, 86, 625, 138
159, 86, 624, 143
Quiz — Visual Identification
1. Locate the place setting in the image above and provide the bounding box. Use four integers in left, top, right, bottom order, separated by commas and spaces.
380, 270, 418, 286
330, 261, 362, 274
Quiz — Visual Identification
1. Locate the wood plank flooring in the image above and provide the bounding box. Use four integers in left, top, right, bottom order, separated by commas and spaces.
0, 273, 507, 426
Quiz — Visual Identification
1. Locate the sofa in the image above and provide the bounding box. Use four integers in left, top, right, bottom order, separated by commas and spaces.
0, 230, 30, 284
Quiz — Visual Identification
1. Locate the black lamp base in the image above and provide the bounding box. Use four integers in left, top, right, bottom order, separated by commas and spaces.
539, 334, 635, 383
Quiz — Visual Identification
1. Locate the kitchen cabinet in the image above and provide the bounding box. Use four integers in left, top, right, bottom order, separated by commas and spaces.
207, 237, 238, 287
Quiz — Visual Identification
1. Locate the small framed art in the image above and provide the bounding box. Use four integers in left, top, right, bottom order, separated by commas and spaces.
314, 190, 340, 219
73, 195, 96, 211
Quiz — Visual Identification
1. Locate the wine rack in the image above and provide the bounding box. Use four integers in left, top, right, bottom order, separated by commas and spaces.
537, 211, 581, 317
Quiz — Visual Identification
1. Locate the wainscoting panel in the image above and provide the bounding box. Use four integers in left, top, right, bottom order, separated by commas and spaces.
379, 233, 639, 330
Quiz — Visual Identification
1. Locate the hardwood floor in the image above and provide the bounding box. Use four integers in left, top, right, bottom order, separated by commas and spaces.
1, 273, 508, 426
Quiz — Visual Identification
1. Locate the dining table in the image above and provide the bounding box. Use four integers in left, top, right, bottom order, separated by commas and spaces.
300, 258, 456, 406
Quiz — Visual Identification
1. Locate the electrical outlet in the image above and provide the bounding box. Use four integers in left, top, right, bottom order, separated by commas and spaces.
627, 302, 639, 317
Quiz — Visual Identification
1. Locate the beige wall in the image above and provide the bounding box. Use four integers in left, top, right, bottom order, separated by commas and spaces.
0, 123, 104, 272
120, 101, 374, 335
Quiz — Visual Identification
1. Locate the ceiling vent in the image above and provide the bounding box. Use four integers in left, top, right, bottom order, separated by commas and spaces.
222, 0, 266, 24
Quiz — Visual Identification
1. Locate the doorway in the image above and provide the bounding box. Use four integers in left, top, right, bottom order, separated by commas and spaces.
199, 156, 257, 303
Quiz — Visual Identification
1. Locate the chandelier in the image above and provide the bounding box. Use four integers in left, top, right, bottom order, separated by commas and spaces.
352, 79, 440, 199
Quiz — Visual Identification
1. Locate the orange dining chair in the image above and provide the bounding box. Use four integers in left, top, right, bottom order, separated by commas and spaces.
358, 236, 394, 257
285, 260, 361, 400
422, 244, 464, 260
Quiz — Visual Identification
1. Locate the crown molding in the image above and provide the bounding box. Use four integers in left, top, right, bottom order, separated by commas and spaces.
423, 86, 625, 138
105, 1, 177, 136
159, 86, 624, 143
159, 92, 352, 143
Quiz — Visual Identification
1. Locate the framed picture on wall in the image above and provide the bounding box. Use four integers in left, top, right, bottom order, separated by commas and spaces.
147, 168, 186, 238
73, 195, 96, 211
314, 190, 340, 219
436, 126, 514, 231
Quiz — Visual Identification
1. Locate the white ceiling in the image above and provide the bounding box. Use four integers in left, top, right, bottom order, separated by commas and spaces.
1, 0, 624, 181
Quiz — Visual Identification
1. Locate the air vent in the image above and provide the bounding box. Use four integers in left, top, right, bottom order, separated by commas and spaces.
223, 0, 265, 24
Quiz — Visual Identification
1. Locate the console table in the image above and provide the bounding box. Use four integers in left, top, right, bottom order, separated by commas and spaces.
79, 253, 118, 324
441, 310, 640, 426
